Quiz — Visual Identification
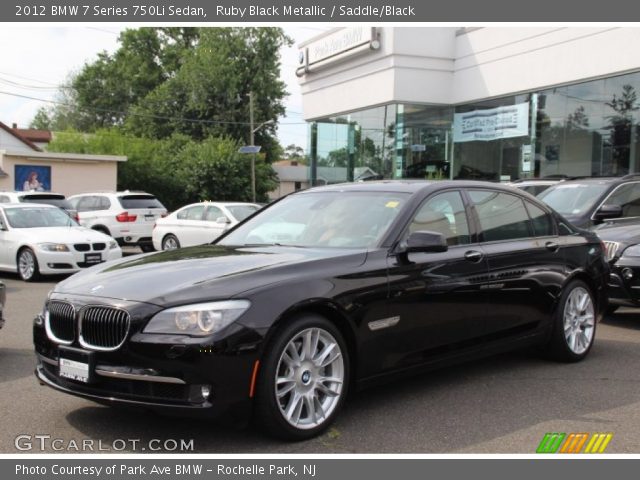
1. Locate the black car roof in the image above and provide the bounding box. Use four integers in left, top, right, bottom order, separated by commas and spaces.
300, 180, 522, 195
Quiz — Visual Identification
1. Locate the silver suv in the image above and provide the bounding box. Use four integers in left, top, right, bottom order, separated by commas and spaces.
68, 191, 167, 252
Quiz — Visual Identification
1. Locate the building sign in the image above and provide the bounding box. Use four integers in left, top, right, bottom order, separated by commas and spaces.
301, 27, 375, 69
15, 165, 51, 191
453, 103, 530, 143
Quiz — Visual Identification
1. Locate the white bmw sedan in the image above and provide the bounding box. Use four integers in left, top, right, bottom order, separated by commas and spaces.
0, 203, 122, 281
152, 202, 261, 251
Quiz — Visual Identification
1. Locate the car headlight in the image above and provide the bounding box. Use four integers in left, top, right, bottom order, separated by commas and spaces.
39, 243, 69, 252
622, 244, 640, 257
143, 300, 251, 336
108, 241, 118, 250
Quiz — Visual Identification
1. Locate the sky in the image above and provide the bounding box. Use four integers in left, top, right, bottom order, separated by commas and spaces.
0, 26, 330, 151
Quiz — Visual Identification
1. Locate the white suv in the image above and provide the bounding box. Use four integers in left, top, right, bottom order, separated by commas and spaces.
68, 191, 167, 252
0, 191, 78, 220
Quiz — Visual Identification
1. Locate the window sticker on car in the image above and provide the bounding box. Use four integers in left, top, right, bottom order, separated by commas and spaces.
385, 201, 400, 208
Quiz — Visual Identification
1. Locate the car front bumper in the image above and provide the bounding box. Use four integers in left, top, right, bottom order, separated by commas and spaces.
33, 304, 261, 423
35, 248, 122, 275
608, 261, 640, 307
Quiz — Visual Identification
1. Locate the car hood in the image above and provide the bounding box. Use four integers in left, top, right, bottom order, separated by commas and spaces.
12, 226, 113, 244
595, 223, 640, 245
53, 245, 367, 306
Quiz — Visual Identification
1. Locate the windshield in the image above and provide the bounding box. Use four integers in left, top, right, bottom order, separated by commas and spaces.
4, 207, 78, 228
226, 204, 260, 222
539, 183, 609, 216
218, 191, 410, 248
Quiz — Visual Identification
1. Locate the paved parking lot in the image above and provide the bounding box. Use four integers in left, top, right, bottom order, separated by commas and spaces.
2, 272, 640, 453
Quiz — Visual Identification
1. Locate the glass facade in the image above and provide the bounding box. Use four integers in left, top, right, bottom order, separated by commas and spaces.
308, 70, 640, 184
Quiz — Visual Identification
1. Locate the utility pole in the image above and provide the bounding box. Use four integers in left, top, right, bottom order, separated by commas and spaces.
249, 91, 256, 203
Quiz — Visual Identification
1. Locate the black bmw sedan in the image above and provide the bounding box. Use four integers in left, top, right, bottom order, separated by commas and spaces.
34, 181, 608, 440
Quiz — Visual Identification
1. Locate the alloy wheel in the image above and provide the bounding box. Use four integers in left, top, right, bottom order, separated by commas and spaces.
563, 286, 595, 355
274, 327, 345, 430
18, 250, 36, 280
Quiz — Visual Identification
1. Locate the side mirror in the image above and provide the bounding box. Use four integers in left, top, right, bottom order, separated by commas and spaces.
396, 230, 448, 264
216, 216, 231, 224
405, 230, 448, 253
594, 204, 623, 222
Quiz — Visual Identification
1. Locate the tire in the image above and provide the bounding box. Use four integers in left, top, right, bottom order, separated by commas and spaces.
544, 280, 596, 362
161, 235, 180, 251
17, 248, 40, 282
254, 314, 350, 441
140, 244, 155, 253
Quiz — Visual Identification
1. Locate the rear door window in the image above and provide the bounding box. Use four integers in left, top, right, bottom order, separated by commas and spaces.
469, 190, 532, 242
525, 201, 555, 237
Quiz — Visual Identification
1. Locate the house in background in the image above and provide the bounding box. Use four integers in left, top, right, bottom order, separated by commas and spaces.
10, 123, 52, 150
0, 120, 126, 195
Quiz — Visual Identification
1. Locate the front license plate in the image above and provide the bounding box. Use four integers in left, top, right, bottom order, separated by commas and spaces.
84, 253, 102, 265
59, 358, 90, 383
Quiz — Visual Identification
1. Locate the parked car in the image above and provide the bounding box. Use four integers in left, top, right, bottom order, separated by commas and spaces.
152, 202, 261, 251
68, 191, 167, 252
34, 181, 607, 440
538, 174, 640, 229
595, 219, 640, 313
0, 281, 5, 331
508, 178, 564, 196
0, 191, 78, 220
0, 204, 122, 281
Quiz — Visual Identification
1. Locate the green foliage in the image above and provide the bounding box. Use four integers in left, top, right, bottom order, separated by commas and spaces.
46, 129, 276, 209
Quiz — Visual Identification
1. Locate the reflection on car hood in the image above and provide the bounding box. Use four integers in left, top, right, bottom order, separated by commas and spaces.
53, 245, 367, 306
596, 222, 640, 245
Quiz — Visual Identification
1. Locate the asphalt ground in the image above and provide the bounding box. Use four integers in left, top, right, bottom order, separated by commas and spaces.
1, 264, 640, 453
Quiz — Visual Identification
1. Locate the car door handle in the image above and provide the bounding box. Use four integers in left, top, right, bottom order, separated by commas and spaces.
545, 241, 559, 252
464, 250, 483, 262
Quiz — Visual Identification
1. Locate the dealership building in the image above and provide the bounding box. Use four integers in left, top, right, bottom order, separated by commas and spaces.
297, 27, 640, 184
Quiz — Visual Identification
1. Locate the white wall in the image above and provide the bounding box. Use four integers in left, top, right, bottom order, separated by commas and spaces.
299, 27, 457, 120
0, 130, 35, 152
298, 27, 640, 119
453, 27, 640, 103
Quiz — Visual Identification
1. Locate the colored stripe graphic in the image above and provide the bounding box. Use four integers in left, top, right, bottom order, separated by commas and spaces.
537, 433, 613, 453
584, 433, 613, 453
536, 433, 566, 453
559, 433, 589, 453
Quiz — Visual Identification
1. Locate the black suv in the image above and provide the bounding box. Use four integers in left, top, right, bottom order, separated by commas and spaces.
538, 174, 640, 229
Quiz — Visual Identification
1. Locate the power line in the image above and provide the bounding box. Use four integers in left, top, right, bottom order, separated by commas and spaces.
0, 90, 309, 127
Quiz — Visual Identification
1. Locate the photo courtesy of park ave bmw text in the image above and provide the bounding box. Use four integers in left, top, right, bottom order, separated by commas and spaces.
2, 0, 640, 478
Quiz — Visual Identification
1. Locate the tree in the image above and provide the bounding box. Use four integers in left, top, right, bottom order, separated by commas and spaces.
283, 144, 307, 163
29, 108, 52, 130
126, 28, 291, 162
606, 84, 639, 174
46, 129, 277, 208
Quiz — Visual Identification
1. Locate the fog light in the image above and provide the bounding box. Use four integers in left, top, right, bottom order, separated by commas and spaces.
201, 385, 212, 400
623, 268, 634, 280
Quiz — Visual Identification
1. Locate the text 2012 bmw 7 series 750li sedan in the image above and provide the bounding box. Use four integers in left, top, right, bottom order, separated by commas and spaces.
34, 181, 608, 440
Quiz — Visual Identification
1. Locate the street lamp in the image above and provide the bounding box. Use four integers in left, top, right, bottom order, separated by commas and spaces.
242, 90, 275, 203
